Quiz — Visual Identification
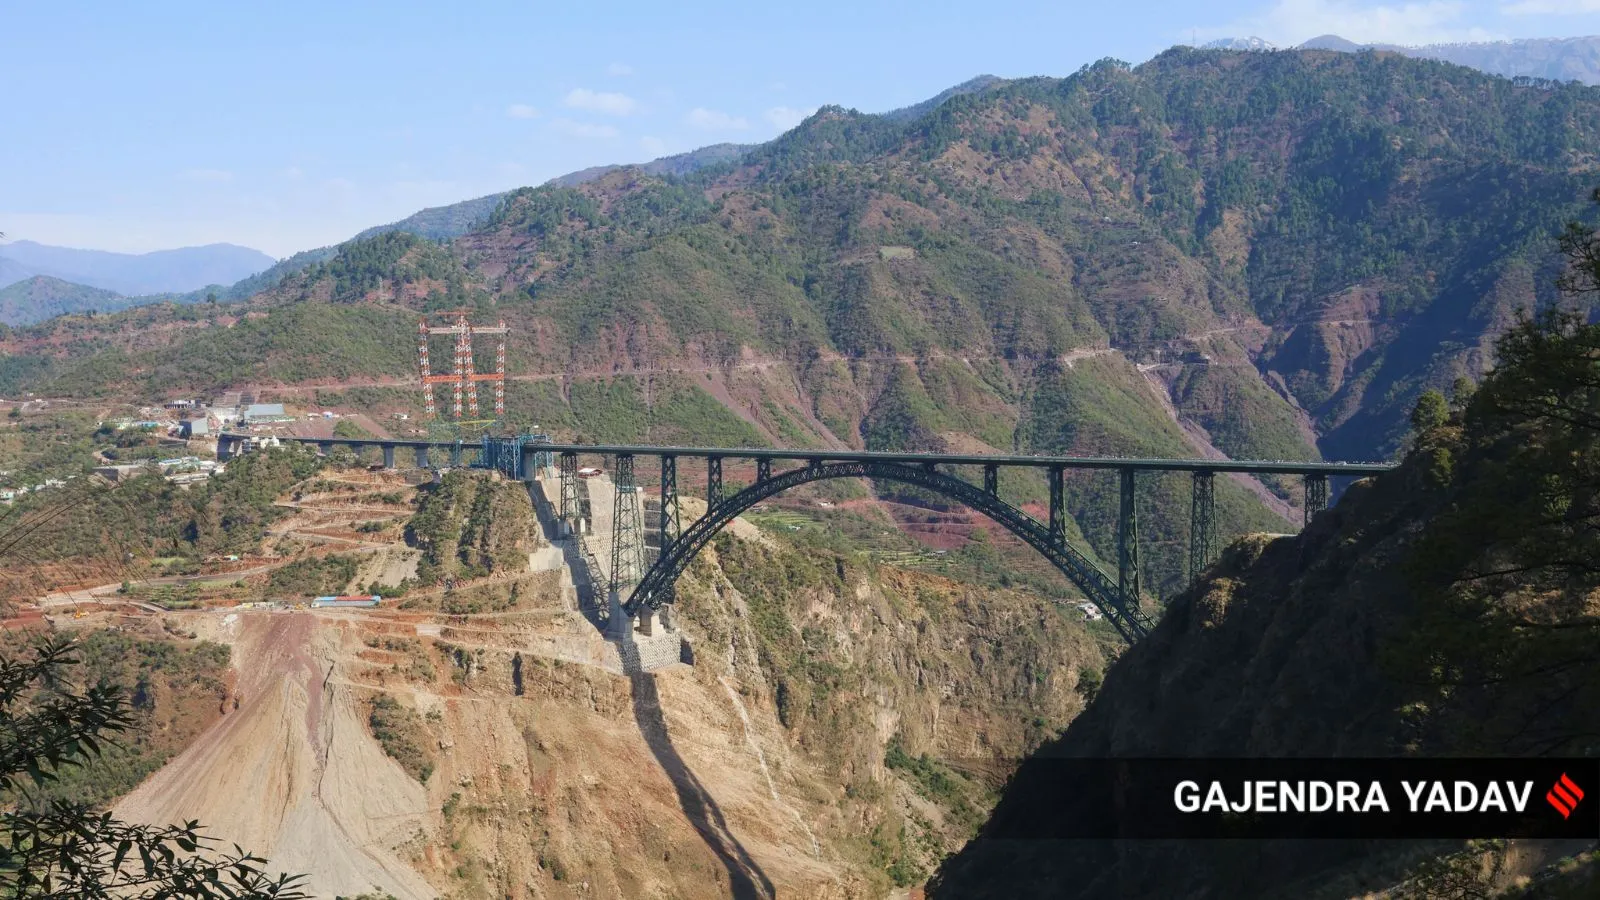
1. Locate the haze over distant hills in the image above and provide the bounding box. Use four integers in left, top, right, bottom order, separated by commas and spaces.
0, 79, 1002, 326
203, 80, 1016, 291
0, 276, 129, 326
1204, 34, 1600, 84
0, 240, 275, 296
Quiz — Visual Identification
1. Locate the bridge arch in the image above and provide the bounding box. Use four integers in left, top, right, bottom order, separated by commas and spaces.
624, 460, 1153, 641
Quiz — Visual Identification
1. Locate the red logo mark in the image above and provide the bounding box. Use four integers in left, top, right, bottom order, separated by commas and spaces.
1546, 773, 1584, 819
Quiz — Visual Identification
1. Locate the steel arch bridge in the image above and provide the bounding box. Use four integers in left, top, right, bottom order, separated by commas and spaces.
630, 458, 1156, 639
220, 433, 1395, 643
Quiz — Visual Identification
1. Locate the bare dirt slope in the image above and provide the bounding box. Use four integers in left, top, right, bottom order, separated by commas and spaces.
112, 601, 873, 898
115, 612, 436, 899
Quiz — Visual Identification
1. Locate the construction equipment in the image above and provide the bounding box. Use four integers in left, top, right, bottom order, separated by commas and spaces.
417, 314, 509, 419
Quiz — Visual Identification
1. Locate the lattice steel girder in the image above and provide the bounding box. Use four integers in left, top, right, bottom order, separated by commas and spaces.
1190, 470, 1216, 584
611, 455, 643, 597
659, 455, 681, 554
1118, 469, 1142, 615
1048, 465, 1066, 540
984, 465, 999, 496
1304, 473, 1330, 527
625, 460, 1154, 643
559, 452, 578, 524
653, 454, 679, 608
707, 456, 724, 510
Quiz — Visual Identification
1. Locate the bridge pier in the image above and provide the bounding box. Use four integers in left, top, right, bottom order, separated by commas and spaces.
1190, 471, 1216, 582
658, 455, 680, 608
558, 452, 578, 537
610, 455, 643, 599
706, 456, 723, 510
318, 441, 333, 456
1304, 474, 1329, 526
450, 442, 463, 468
415, 446, 429, 468
1048, 465, 1065, 540
984, 464, 999, 496
1118, 469, 1142, 616
383, 445, 395, 470
659, 455, 680, 544
606, 590, 630, 639
756, 458, 771, 483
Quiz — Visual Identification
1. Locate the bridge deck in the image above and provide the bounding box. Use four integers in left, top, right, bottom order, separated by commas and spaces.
237, 434, 1395, 476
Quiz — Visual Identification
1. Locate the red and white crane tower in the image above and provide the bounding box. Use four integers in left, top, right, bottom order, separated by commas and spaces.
417, 314, 509, 419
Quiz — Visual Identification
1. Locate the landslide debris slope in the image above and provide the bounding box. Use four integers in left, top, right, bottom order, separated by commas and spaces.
928, 303, 1600, 897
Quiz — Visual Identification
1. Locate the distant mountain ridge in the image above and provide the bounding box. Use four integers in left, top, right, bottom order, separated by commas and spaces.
0, 276, 128, 326
0, 75, 997, 324
880, 74, 1007, 121
0, 240, 275, 295
183, 80, 1002, 303
1204, 33, 1600, 84
546, 142, 754, 188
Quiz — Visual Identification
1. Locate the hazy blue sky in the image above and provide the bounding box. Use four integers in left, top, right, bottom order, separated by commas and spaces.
2, 0, 1598, 258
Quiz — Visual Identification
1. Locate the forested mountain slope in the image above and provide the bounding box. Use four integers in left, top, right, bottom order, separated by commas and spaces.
0, 275, 127, 325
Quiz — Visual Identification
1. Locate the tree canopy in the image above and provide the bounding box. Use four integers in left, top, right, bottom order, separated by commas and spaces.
0, 638, 307, 899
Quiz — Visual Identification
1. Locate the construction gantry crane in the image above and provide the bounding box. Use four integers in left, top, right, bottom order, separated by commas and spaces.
417, 314, 509, 419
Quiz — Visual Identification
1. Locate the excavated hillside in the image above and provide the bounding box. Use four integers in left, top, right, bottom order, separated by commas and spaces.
111, 489, 1106, 899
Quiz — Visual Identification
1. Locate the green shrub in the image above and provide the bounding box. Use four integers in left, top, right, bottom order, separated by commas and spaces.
367, 694, 434, 783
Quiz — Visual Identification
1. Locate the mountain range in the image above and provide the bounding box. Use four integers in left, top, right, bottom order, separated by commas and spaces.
1206, 33, 1600, 84
15, 31, 1593, 326
0, 240, 275, 297
4, 46, 1598, 607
